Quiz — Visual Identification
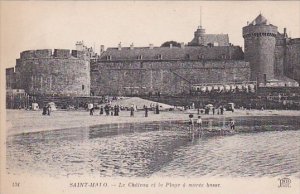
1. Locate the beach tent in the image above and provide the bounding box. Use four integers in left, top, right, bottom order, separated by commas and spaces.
32, 103, 39, 111
205, 104, 214, 108
88, 103, 94, 110
103, 97, 174, 110
48, 102, 57, 111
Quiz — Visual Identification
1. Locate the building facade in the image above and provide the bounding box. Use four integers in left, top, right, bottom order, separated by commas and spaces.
13, 49, 91, 97
91, 45, 249, 96
243, 14, 299, 86
5, 14, 299, 99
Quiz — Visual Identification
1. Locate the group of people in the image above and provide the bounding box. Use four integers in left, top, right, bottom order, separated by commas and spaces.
96, 104, 120, 116
42, 105, 51, 116
188, 115, 235, 132
203, 106, 224, 115
88, 103, 160, 117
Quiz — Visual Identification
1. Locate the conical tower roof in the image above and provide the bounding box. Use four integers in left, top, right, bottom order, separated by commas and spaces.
250, 14, 268, 25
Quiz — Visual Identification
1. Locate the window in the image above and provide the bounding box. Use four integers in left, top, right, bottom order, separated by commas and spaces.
157, 54, 163, 60
198, 55, 205, 59
82, 85, 85, 90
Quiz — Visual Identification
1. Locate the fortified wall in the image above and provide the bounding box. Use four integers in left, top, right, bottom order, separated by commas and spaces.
284, 38, 300, 83
275, 34, 300, 83
14, 49, 91, 97
91, 60, 250, 96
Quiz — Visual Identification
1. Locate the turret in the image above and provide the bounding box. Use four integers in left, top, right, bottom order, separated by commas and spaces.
243, 14, 278, 84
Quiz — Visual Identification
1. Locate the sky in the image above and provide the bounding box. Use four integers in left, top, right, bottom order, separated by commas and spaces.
1, 1, 300, 69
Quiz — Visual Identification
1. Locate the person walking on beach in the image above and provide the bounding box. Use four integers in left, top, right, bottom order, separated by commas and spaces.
116, 105, 119, 116
130, 105, 134, 117
229, 119, 235, 130
104, 104, 109, 116
220, 106, 224, 115
114, 105, 117, 116
42, 105, 47, 116
188, 114, 194, 132
212, 107, 215, 115
100, 106, 104, 115
196, 116, 203, 137
88, 103, 94, 115
196, 116, 202, 128
155, 103, 160, 114
47, 104, 51, 116
145, 106, 148, 117
90, 107, 94, 116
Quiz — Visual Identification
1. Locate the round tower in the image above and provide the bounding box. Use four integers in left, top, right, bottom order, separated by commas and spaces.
243, 14, 278, 84
195, 26, 206, 45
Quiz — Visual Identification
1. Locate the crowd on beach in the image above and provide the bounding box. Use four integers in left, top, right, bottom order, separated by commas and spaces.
39, 98, 238, 133
88, 103, 161, 117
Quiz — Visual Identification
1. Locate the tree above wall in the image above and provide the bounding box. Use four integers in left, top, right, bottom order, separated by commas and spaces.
161, 41, 181, 47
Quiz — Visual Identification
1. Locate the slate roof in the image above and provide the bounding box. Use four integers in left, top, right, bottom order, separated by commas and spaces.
250, 14, 269, 25
189, 34, 229, 46
99, 46, 244, 61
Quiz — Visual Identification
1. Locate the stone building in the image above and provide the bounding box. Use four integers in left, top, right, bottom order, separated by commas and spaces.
6, 67, 16, 89
12, 48, 91, 97
243, 14, 299, 86
188, 25, 229, 47
90, 44, 249, 96
5, 14, 299, 101
276, 34, 300, 84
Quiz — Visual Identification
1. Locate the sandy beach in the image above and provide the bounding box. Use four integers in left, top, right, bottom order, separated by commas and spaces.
6, 108, 300, 136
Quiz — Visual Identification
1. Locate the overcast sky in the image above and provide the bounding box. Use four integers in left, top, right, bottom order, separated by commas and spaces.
1, 1, 299, 68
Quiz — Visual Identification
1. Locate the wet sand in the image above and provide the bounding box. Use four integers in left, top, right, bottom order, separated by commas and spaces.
6, 109, 300, 135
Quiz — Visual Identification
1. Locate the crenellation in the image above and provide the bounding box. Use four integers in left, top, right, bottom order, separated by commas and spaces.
53, 49, 71, 58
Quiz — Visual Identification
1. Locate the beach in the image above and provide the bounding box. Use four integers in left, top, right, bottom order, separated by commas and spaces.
6, 108, 300, 135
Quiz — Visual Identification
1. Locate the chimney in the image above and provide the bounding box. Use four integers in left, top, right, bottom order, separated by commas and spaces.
149, 44, 154, 49
284, 28, 287, 37
180, 42, 185, 49
130, 43, 134, 50
118, 42, 122, 50
100, 45, 105, 53
169, 43, 173, 49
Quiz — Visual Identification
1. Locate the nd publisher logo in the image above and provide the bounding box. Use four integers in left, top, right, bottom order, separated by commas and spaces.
278, 177, 291, 188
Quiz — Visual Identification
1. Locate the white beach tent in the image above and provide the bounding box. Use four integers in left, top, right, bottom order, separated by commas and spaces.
32, 103, 39, 111
48, 102, 57, 111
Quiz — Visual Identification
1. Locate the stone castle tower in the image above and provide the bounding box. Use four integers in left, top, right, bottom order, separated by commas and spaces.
243, 14, 278, 84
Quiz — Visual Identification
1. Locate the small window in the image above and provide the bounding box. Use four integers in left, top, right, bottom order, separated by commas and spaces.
82, 85, 85, 90
137, 55, 143, 60
106, 55, 112, 60
198, 55, 205, 59
213, 42, 219, 46
157, 54, 163, 60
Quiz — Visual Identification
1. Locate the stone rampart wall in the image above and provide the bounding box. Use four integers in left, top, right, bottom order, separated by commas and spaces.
91, 60, 250, 96
15, 57, 90, 96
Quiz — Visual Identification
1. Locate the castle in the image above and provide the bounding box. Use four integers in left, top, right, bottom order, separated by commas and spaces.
6, 14, 300, 103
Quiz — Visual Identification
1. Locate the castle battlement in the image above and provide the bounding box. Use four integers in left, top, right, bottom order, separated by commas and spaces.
242, 25, 277, 38
290, 38, 300, 45
20, 49, 88, 60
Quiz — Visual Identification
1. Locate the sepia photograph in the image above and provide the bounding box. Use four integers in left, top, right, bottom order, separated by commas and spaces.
1, 1, 300, 194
